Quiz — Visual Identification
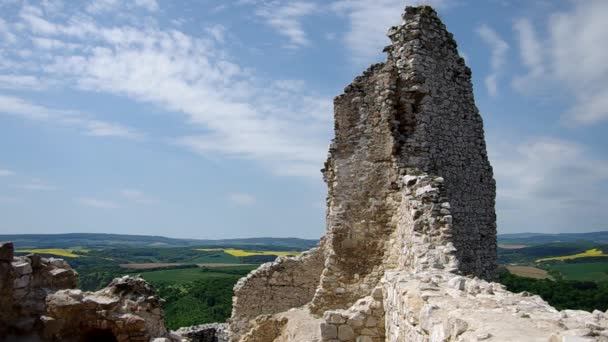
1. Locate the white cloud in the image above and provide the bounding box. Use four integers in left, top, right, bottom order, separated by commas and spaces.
510, 1, 608, 125
514, 19, 543, 76
0, 74, 48, 90
511, 18, 543, 92
78, 197, 120, 209
0, 196, 18, 203
206, 24, 226, 43
120, 188, 156, 204
14, 182, 56, 191
86, 0, 158, 14
0, 168, 15, 176
331, 0, 451, 64
256, 1, 317, 48
476, 24, 509, 96
490, 137, 608, 233
7, 6, 331, 178
549, 0, 608, 124
0, 18, 17, 44
228, 192, 256, 206
0, 94, 142, 139
133, 0, 158, 12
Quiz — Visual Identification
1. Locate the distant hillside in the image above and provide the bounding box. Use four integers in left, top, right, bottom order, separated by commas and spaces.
498, 231, 608, 245
0, 233, 319, 250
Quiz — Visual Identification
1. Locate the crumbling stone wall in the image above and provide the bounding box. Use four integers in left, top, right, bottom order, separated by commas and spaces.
0, 242, 78, 338
311, 5, 495, 313
0, 242, 177, 342
230, 5, 608, 342
230, 247, 324, 338
43, 275, 172, 342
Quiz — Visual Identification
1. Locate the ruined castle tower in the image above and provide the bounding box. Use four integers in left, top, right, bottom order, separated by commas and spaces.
231, 6, 497, 338
310, 5, 496, 311
231, 6, 607, 342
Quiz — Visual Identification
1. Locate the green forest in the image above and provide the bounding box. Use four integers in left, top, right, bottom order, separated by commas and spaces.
499, 271, 608, 312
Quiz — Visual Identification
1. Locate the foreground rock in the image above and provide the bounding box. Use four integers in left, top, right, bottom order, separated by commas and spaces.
43, 275, 175, 341
172, 323, 230, 342
0, 242, 78, 338
0, 242, 178, 342
229, 5, 608, 342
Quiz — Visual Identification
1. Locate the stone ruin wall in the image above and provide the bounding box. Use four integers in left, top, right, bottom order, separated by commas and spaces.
0, 242, 78, 338
311, 4, 496, 313
230, 247, 324, 338
230, 6, 608, 342
0, 241, 183, 342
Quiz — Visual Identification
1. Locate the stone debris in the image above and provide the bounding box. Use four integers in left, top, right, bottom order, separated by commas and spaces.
43, 275, 175, 341
172, 323, 230, 342
229, 5, 608, 342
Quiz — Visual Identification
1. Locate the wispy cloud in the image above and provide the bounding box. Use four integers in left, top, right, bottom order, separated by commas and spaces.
78, 197, 120, 209
476, 24, 509, 96
0, 168, 14, 176
228, 192, 256, 206
0, 74, 48, 90
86, 0, 158, 14
549, 0, 608, 125
511, 18, 544, 93
14, 181, 56, 191
490, 137, 608, 233
0, 95, 143, 139
510, 1, 608, 125
120, 188, 156, 204
4, 3, 331, 178
256, 1, 317, 48
331, 0, 452, 64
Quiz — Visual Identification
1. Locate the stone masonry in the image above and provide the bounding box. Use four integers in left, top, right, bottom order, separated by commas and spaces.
230, 5, 608, 342
0, 242, 178, 342
231, 247, 324, 338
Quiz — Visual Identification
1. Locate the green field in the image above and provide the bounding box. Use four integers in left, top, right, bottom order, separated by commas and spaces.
546, 262, 608, 281
135, 265, 257, 284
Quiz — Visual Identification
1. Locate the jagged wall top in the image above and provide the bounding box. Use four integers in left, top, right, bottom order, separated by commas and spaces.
314, 5, 496, 311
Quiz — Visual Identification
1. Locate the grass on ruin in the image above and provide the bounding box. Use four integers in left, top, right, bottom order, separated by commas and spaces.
195, 248, 300, 257
16, 248, 88, 258
536, 248, 608, 262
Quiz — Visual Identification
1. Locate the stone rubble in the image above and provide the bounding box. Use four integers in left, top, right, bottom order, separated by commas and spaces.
172, 323, 230, 342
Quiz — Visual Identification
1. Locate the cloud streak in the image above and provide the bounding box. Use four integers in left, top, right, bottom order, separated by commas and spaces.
3, 3, 332, 178
0, 94, 143, 139
78, 197, 120, 209
228, 192, 256, 206
490, 137, 608, 233
476, 24, 509, 96
256, 1, 317, 48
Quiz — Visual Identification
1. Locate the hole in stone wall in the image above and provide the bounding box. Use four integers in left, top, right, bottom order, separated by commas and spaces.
80, 328, 118, 342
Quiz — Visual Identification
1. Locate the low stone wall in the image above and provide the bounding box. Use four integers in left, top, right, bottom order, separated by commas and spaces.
383, 270, 608, 341
230, 247, 324, 339
320, 288, 385, 342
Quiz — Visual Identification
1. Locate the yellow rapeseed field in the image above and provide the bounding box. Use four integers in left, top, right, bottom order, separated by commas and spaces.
196, 248, 300, 257
536, 248, 608, 262
16, 248, 85, 258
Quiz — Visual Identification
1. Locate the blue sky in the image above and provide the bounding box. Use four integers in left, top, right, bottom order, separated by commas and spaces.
0, 0, 607, 239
